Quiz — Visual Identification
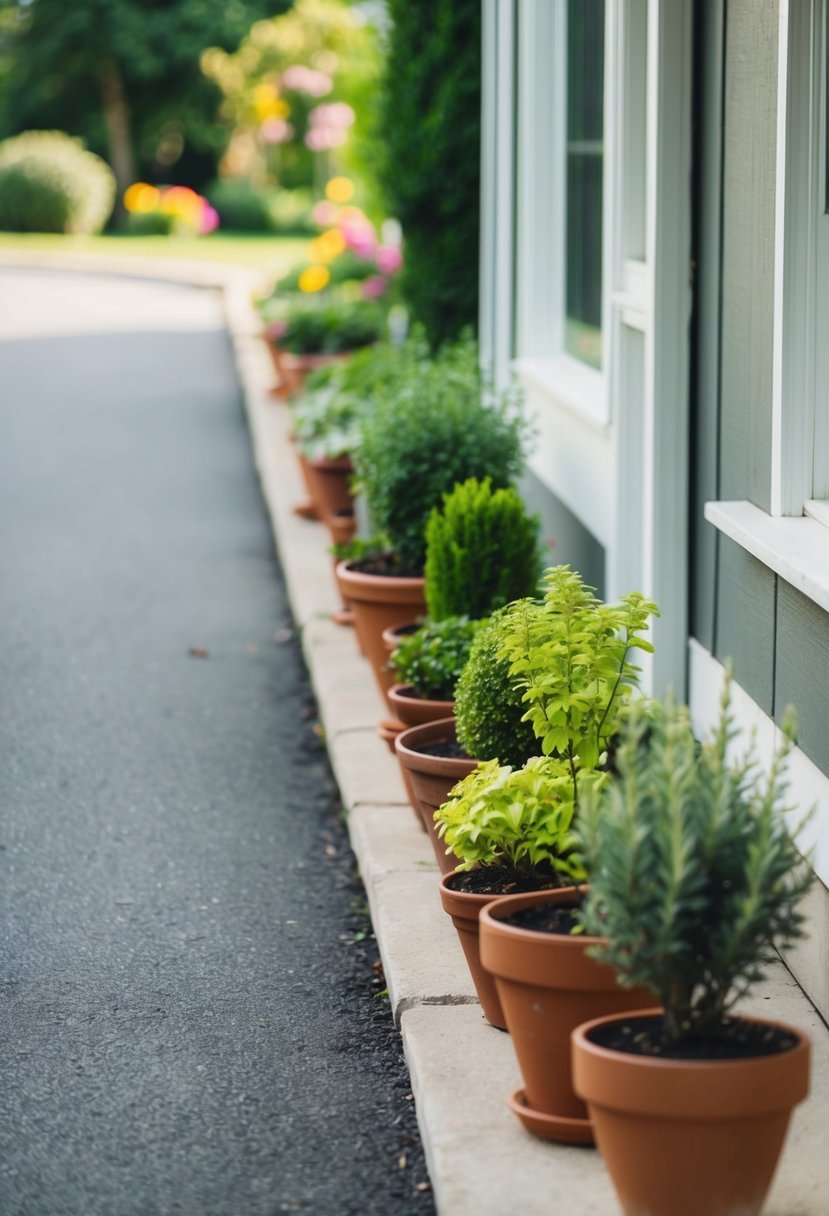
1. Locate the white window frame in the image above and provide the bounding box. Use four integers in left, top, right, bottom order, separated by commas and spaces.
707, 0, 829, 610
513, 0, 611, 428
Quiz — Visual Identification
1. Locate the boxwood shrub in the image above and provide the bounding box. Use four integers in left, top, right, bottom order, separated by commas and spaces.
0, 131, 115, 234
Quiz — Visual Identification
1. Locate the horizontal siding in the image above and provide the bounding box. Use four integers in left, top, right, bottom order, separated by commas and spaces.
715, 536, 776, 714
775, 582, 829, 775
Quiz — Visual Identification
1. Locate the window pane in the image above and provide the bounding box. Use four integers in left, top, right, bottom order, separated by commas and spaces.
565, 0, 605, 369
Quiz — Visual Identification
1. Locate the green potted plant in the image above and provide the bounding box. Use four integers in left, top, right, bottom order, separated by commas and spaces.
386, 615, 482, 729
394, 607, 540, 842
571, 684, 813, 1215
265, 299, 384, 398
338, 334, 528, 703
423, 476, 541, 621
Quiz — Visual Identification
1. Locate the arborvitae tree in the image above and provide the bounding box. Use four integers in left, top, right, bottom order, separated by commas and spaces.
381, 0, 481, 348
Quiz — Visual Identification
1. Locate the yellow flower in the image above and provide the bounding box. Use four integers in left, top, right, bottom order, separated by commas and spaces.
308, 228, 346, 263
123, 182, 160, 213
298, 265, 331, 293
325, 176, 355, 204
252, 82, 287, 122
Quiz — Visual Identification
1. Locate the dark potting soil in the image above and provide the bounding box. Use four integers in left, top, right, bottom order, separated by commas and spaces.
350, 554, 423, 579
501, 900, 583, 935
418, 740, 469, 759
588, 1015, 800, 1061
447, 866, 565, 898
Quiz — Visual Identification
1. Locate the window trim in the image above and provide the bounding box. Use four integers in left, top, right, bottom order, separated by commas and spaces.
771, 0, 827, 516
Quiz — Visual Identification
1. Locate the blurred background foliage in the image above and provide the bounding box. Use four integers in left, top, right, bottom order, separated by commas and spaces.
0, 0, 481, 346
0, 0, 293, 199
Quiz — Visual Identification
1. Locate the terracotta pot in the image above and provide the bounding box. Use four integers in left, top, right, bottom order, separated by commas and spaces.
381, 620, 422, 655
280, 350, 350, 399
439, 870, 507, 1030
572, 1010, 811, 1216
305, 454, 355, 522
293, 446, 320, 521
393, 718, 477, 869
334, 560, 426, 709
327, 508, 357, 631
479, 889, 659, 1145
388, 683, 454, 729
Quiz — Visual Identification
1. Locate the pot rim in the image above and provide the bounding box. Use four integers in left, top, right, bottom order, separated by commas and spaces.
573, 1007, 811, 1073
479, 885, 605, 947
335, 558, 426, 591
388, 682, 455, 714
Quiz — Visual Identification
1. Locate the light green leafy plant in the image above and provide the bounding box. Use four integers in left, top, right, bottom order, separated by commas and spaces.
424, 477, 541, 621
436, 755, 606, 884
578, 682, 814, 1042
498, 565, 659, 781
389, 615, 482, 702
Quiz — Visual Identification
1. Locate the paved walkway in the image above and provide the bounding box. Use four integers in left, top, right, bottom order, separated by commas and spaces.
0, 270, 432, 1216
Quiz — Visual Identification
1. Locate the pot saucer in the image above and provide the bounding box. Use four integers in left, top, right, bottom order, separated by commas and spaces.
507, 1088, 594, 1146
330, 607, 354, 627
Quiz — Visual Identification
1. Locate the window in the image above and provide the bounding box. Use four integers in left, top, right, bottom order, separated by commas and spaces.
565, 0, 606, 369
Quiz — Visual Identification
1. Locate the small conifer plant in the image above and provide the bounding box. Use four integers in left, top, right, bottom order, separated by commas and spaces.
423, 477, 541, 620
578, 681, 813, 1045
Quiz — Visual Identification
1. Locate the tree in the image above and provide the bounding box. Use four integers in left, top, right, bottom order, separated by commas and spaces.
0, 0, 291, 204
381, 0, 481, 348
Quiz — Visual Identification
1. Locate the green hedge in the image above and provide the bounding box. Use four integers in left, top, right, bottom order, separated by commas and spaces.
381, 0, 481, 349
0, 131, 115, 234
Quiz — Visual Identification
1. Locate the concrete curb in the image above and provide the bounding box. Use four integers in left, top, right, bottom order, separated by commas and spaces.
5, 252, 827, 1215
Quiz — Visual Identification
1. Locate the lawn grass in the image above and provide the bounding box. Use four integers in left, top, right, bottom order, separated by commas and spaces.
0, 231, 309, 278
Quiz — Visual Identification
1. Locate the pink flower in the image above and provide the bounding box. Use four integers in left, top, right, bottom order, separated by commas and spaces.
312, 200, 339, 227
260, 118, 294, 144
265, 319, 287, 341
361, 276, 388, 300
199, 202, 220, 235
341, 221, 377, 257
281, 65, 333, 97
376, 245, 403, 275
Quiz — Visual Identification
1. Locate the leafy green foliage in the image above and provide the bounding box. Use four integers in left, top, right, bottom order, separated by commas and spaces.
0, 131, 115, 233
389, 616, 482, 702
354, 334, 528, 571
424, 477, 541, 620
292, 373, 364, 461
578, 684, 814, 1042
279, 300, 383, 354
0, 1, 291, 195
381, 0, 481, 347
498, 565, 659, 781
454, 610, 540, 768
205, 179, 314, 234
435, 756, 604, 882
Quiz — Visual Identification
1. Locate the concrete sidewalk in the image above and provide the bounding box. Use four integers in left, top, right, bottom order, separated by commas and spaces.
223, 278, 829, 1216
5, 251, 827, 1215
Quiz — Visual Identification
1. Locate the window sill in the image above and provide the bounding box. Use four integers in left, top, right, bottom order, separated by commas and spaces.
512, 356, 609, 433
704, 500, 829, 614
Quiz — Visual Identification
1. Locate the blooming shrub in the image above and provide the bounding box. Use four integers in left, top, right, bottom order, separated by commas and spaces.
123, 183, 219, 236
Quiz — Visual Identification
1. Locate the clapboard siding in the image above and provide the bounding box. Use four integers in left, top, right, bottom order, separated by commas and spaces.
775, 583, 829, 775
715, 536, 776, 714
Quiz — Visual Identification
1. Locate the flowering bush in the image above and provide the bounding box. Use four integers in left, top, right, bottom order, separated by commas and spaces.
123, 183, 219, 237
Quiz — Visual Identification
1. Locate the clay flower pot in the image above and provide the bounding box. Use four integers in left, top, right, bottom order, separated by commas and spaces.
378, 682, 455, 753
280, 350, 350, 399
393, 718, 477, 865
388, 683, 454, 729
572, 1010, 811, 1216
479, 888, 659, 1145
327, 508, 357, 630
334, 560, 426, 709
439, 870, 507, 1030
305, 454, 355, 522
